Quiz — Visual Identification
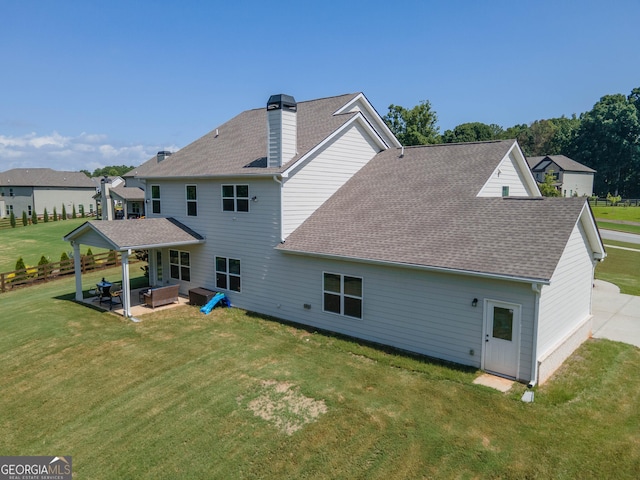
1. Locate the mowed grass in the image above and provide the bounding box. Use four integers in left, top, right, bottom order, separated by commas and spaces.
591, 205, 640, 223
1, 270, 639, 479
0, 218, 101, 272
596, 240, 640, 295
597, 221, 640, 235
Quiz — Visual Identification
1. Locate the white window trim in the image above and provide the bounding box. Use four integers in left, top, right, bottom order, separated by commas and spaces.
215, 256, 241, 292
322, 272, 363, 319
169, 249, 191, 282
221, 184, 249, 213
186, 184, 198, 216
151, 184, 161, 214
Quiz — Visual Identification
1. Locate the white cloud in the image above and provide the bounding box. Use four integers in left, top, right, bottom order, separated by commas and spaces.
0, 131, 168, 173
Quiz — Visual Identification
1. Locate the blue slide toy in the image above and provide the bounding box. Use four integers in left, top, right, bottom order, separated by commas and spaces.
200, 293, 231, 314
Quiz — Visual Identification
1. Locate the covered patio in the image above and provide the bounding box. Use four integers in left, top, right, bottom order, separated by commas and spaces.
64, 217, 205, 319
80, 286, 191, 317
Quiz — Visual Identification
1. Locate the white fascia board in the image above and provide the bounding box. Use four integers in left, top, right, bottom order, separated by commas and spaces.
138, 173, 277, 181
281, 113, 388, 179
334, 93, 402, 148
116, 238, 205, 252
278, 248, 551, 285
508, 141, 541, 196
580, 202, 607, 260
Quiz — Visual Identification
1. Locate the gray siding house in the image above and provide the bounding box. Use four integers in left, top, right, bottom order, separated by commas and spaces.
0, 168, 96, 219
527, 155, 596, 197
65, 93, 605, 385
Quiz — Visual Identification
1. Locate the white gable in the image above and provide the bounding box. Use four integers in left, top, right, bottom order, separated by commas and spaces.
477, 142, 540, 197
334, 93, 401, 149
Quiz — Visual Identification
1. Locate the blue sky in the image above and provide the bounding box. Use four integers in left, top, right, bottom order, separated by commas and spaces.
1, 0, 639, 173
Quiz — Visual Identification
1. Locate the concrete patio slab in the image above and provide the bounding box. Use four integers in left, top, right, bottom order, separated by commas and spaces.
473, 373, 514, 392
81, 287, 191, 318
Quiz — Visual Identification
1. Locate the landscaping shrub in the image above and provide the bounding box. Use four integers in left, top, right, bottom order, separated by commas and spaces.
37, 255, 50, 277
53, 206, 58, 222
44, 208, 49, 222
9, 211, 16, 228
15, 257, 26, 271
72, 204, 77, 219
61, 204, 67, 220
31, 211, 38, 225
22, 211, 28, 227
60, 251, 73, 274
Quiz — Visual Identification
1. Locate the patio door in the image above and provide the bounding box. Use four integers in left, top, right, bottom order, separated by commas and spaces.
483, 300, 521, 379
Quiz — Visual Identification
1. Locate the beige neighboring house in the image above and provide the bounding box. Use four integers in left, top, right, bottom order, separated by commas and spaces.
527, 155, 596, 197
0, 168, 96, 219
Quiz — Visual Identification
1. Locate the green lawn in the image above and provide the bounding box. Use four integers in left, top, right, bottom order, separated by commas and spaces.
596, 240, 640, 295
591, 205, 640, 223
597, 221, 640, 235
1, 271, 639, 479
0, 218, 99, 272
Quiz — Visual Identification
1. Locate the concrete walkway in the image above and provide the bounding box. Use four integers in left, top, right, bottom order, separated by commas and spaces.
592, 280, 640, 348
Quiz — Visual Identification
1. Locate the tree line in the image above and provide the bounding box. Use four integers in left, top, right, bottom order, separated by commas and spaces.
383, 87, 640, 198
80, 165, 134, 178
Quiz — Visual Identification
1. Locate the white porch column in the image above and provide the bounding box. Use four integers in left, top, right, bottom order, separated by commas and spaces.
72, 241, 83, 301
121, 249, 131, 318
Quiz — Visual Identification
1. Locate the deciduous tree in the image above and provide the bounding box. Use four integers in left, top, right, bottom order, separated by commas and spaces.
384, 100, 440, 146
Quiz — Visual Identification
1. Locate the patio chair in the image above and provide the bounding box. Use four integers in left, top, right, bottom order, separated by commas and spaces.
98, 284, 112, 305
109, 282, 123, 310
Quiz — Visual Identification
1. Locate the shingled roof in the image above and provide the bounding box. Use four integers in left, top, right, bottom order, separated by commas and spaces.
127, 93, 364, 178
279, 140, 592, 283
0, 168, 95, 187
64, 218, 204, 251
528, 155, 596, 173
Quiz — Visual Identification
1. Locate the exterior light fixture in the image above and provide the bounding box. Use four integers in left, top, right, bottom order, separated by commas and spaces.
472, 298, 478, 307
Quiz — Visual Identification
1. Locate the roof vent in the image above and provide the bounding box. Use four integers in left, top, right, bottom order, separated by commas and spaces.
157, 151, 172, 162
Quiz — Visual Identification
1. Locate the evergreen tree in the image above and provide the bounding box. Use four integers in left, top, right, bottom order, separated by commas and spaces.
72, 204, 77, 219
53, 206, 58, 222
9, 211, 16, 228
61, 204, 67, 220
22, 211, 28, 226
37, 255, 50, 277
80, 204, 85, 218
15, 256, 26, 271
31, 211, 38, 224
43, 208, 49, 222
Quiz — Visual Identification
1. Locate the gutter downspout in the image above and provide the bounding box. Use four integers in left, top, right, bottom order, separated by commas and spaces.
529, 282, 542, 388
273, 175, 284, 243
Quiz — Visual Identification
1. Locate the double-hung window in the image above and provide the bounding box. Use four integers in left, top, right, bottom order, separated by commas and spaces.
186, 185, 197, 216
216, 257, 241, 292
222, 185, 249, 212
151, 185, 161, 214
323, 273, 362, 319
169, 249, 190, 281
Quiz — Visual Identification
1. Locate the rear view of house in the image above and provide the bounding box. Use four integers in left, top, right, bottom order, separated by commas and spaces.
65, 92, 605, 385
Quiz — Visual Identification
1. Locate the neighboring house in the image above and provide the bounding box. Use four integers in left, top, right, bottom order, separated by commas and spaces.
93, 176, 145, 220
527, 155, 596, 197
0, 168, 96, 219
65, 92, 605, 385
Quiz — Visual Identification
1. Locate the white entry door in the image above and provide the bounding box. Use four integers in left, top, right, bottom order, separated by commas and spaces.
483, 301, 521, 379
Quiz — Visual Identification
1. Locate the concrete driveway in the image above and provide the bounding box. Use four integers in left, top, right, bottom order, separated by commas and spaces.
592, 280, 640, 348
